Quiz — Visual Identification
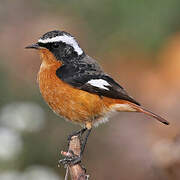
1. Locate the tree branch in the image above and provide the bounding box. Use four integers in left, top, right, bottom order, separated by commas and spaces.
61, 136, 89, 180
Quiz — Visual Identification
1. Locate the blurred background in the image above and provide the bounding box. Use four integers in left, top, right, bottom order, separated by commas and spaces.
0, 0, 180, 179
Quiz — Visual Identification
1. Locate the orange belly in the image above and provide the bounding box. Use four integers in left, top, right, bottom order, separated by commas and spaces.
37, 49, 133, 126
38, 61, 108, 124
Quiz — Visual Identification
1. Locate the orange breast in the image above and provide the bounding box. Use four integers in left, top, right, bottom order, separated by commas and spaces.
37, 49, 129, 126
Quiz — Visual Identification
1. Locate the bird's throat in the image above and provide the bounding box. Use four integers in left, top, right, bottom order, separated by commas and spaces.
39, 49, 62, 67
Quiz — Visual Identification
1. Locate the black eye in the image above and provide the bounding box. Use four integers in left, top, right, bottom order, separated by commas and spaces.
52, 42, 59, 48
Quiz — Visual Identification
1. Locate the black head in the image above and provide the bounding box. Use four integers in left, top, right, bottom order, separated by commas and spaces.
26, 30, 85, 63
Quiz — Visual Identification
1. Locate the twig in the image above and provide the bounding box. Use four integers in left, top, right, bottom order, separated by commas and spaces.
61, 136, 89, 180
64, 166, 69, 180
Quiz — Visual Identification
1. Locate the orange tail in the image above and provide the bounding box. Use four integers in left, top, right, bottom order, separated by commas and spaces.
129, 103, 169, 125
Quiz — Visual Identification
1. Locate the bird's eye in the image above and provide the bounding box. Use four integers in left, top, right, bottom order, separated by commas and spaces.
52, 43, 59, 48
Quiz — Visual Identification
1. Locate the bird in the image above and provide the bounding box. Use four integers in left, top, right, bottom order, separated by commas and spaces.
26, 30, 169, 165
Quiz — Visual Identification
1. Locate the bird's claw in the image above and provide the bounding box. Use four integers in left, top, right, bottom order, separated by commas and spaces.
59, 151, 81, 167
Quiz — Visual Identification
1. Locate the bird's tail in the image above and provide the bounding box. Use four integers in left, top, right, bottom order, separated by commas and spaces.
131, 103, 169, 125
115, 102, 169, 125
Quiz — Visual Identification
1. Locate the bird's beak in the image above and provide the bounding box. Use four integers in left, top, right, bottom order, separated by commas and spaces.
25, 43, 41, 50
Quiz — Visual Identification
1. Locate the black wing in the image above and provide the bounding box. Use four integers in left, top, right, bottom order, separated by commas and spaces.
56, 63, 140, 106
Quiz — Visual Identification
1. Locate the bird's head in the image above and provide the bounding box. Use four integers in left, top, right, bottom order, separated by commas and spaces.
25, 30, 85, 63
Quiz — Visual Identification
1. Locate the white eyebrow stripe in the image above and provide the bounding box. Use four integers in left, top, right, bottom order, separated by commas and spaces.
38, 35, 83, 55
87, 79, 111, 90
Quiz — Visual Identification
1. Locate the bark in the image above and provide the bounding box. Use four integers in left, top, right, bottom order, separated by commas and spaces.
61, 136, 89, 180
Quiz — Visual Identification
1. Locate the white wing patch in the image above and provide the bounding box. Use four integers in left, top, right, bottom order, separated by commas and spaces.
87, 79, 111, 90
38, 34, 83, 55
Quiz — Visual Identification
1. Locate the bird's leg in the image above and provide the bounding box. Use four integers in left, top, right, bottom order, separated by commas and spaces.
59, 128, 92, 166
80, 128, 92, 156
59, 127, 87, 166
67, 127, 87, 146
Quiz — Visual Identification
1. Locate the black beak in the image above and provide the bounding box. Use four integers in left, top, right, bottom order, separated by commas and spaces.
25, 43, 41, 49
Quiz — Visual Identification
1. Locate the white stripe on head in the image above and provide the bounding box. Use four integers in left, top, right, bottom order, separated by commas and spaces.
38, 34, 83, 55
87, 79, 111, 90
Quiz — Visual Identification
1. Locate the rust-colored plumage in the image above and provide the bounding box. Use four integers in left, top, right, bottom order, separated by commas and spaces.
38, 49, 136, 128
26, 30, 169, 166
37, 49, 169, 128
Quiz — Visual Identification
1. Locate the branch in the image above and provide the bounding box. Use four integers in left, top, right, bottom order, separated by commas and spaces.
61, 136, 89, 180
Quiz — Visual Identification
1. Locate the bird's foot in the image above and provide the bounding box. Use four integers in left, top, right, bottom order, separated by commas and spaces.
67, 128, 87, 146
59, 150, 81, 167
